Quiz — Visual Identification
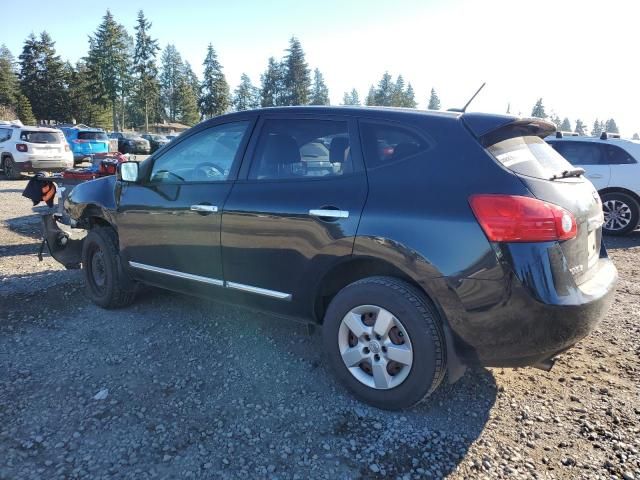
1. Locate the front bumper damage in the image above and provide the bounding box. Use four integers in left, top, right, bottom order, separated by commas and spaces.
40, 214, 84, 269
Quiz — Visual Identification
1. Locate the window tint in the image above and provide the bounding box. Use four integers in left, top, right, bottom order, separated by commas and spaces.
550, 142, 602, 166
78, 131, 108, 141
20, 131, 61, 144
150, 121, 249, 183
0, 129, 10, 142
359, 121, 429, 169
489, 136, 575, 179
249, 119, 352, 180
602, 144, 635, 164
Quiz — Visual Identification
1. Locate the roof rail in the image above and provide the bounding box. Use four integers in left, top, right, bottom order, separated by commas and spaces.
555, 131, 579, 138
600, 132, 621, 140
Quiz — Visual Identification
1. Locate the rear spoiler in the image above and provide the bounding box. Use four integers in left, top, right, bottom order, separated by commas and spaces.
462, 113, 556, 147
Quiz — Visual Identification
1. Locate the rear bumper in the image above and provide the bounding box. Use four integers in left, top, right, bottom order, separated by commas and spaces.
40, 214, 84, 269
438, 242, 618, 367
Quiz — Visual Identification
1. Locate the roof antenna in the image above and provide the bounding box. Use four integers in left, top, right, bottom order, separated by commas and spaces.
448, 82, 486, 113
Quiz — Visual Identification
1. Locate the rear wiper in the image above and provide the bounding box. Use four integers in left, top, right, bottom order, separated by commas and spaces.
549, 167, 585, 180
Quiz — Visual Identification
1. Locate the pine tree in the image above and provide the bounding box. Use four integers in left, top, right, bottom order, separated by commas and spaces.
176, 75, 199, 126
574, 119, 586, 136
365, 86, 376, 106
86, 11, 132, 131
591, 119, 603, 137
374, 72, 395, 106
160, 44, 183, 122
283, 37, 311, 105
133, 10, 159, 132
604, 118, 619, 134
403, 83, 417, 108
550, 114, 561, 128
427, 88, 441, 110
560, 118, 571, 131
633, 133, 639, 140
66, 61, 110, 128
531, 98, 546, 118
0, 45, 21, 111
233, 73, 260, 111
199, 43, 230, 118
309, 68, 329, 105
341, 88, 360, 106
260, 57, 285, 107
14, 93, 35, 125
391, 75, 405, 107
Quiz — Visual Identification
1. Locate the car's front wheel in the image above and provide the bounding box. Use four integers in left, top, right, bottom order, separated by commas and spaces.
601, 192, 639, 236
2, 157, 21, 180
82, 226, 136, 309
322, 276, 446, 410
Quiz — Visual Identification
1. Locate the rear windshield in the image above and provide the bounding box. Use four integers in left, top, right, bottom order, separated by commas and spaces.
20, 131, 61, 144
78, 131, 108, 141
122, 133, 142, 140
487, 136, 575, 180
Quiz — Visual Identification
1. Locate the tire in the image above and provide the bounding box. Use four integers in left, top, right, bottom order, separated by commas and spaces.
322, 276, 446, 410
3, 157, 21, 180
601, 192, 639, 236
81, 226, 136, 309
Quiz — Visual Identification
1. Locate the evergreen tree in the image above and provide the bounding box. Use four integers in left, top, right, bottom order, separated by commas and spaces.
309, 68, 329, 105
14, 93, 36, 125
391, 75, 405, 107
0, 45, 18, 106
373, 72, 395, 106
66, 61, 110, 128
559, 117, 571, 131
574, 119, 586, 136
283, 37, 311, 105
260, 57, 285, 107
403, 83, 417, 108
633, 133, 639, 140
199, 43, 230, 118
604, 118, 619, 134
427, 88, 441, 110
365, 85, 376, 106
176, 75, 199, 125
342, 88, 360, 106
591, 119, 603, 137
183, 61, 200, 94
531, 98, 546, 118
550, 113, 561, 128
133, 10, 159, 132
233, 73, 260, 111
160, 44, 183, 122
86, 11, 132, 131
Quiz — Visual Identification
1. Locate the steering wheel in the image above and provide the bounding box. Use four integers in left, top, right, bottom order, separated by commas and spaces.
193, 162, 225, 179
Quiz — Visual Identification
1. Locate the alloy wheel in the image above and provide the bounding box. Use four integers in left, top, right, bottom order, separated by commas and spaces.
337, 305, 413, 390
603, 199, 632, 232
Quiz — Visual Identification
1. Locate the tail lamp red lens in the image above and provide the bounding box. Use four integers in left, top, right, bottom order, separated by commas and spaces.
469, 195, 577, 242
16, 144, 28, 152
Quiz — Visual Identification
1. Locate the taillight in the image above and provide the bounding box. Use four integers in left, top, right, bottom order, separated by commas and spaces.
16, 144, 28, 152
469, 194, 577, 242
64, 145, 70, 152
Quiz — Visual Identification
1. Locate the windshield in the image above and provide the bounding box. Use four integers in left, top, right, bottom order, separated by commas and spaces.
78, 131, 108, 141
487, 136, 576, 180
122, 132, 142, 139
20, 131, 61, 144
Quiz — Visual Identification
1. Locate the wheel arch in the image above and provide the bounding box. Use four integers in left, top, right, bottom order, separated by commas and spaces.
599, 187, 640, 207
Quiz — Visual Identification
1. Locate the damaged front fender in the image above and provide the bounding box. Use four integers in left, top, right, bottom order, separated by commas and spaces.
41, 214, 85, 269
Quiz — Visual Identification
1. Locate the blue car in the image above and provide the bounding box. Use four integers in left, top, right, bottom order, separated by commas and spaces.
61, 127, 109, 164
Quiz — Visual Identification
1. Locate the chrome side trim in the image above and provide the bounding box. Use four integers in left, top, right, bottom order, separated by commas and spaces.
225, 281, 292, 300
309, 209, 349, 219
128, 261, 224, 286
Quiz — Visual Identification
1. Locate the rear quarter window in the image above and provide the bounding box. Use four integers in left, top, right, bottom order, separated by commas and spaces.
488, 136, 574, 179
359, 121, 430, 169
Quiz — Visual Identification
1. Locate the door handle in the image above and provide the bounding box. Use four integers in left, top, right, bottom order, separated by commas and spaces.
309, 209, 349, 219
190, 204, 218, 213
588, 174, 603, 179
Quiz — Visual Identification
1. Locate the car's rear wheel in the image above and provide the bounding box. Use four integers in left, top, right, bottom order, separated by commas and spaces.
3, 157, 21, 180
322, 276, 446, 410
601, 192, 639, 236
82, 226, 136, 309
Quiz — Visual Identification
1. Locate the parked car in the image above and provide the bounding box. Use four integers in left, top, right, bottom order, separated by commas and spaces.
60, 126, 109, 164
165, 134, 180, 142
43, 107, 617, 409
0, 125, 73, 179
141, 134, 170, 153
109, 132, 151, 154
546, 132, 640, 235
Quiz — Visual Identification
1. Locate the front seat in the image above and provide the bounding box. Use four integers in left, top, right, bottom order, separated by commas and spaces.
329, 136, 351, 174
258, 134, 301, 178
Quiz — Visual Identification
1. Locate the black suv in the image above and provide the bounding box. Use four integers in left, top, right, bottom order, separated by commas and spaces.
43, 107, 617, 409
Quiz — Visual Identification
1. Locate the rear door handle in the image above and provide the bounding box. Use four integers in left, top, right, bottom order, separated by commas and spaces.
588, 174, 603, 179
309, 209, 349, 219
190, 204, 218, 213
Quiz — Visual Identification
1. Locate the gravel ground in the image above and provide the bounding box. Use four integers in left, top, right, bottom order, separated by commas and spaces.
0, 176, 638, 480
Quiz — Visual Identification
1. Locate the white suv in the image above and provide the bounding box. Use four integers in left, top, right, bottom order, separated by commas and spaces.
0, 124, 73, 180
547, 133, 640, 235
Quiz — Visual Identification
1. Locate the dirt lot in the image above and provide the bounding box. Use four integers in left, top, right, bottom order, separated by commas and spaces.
1, 176, 638, 480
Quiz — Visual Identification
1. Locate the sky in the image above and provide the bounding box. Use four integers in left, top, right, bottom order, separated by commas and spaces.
1, 0, 638, 136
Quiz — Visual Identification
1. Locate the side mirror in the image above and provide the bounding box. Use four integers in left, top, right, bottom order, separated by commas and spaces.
118, 161, 139, 183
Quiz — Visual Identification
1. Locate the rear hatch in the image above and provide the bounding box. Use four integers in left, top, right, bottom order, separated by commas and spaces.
75, 131, 109, 155
20, 130, 64, 160
468, 117, 604, 286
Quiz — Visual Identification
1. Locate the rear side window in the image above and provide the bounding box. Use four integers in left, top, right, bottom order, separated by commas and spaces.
20, 131, 61, 144
550, 141, 602, 166
0, 128, 11, 142
78, 131, 108, 141
488, 136, 574, 179
249, 119, 352, 180
359, 121, 429, 169
602, 144, 636, 164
